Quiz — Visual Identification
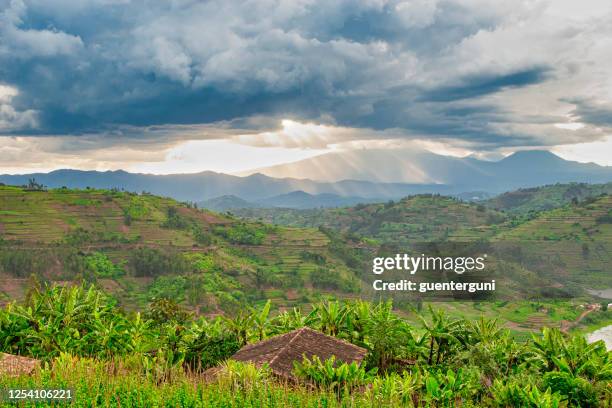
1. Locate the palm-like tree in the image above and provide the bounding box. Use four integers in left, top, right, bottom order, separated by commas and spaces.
418, 306, 461, 365
530, 328, 611, 381
250, 300, 272, 341
365, 300, 411, 371
344, 300, 372, 347
224, 312, 252, 347
461, 316, 504, 346
311, 301, 349, 337
270, 307, 307, 334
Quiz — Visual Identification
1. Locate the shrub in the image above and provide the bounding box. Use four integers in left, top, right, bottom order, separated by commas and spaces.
310, 268, 342, 290
162, 206, 190, 230
214, 224, 266, 245
293, 355, 376, 394
85, 252, 125, 278
145, 298, 190, 325
129, 248, 189, 277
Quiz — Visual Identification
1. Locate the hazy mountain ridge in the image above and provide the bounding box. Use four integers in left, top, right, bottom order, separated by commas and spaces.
245, 149, 612, 192
1, 151, 610, 204
0, 169, 455, 202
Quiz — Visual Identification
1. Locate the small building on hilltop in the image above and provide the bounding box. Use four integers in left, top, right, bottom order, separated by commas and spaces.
230, 327, 367, 381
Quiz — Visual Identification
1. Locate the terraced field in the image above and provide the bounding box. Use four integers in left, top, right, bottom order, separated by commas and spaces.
494, 195, 612, 286
1, 186, 610, 335
0, 186, 363, 312
235, 195, 506, 245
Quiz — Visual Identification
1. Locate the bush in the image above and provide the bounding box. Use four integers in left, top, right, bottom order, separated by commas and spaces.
192, 226, 213, 245
145, 298, 190, 325
162, 206, 190, 230
184, 322, 241, 371
85, 252, 125, 278
310, 268, 342, 290
293, 355, 376, 394
214, 224, 266, 245
543, 371, 598, 407
129, 248, 189, 277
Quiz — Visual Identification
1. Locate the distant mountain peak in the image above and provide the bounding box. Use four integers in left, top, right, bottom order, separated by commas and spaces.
501, 150, 563, 162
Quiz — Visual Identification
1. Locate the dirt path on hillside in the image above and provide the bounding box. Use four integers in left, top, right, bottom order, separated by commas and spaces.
560, 304, 600, 333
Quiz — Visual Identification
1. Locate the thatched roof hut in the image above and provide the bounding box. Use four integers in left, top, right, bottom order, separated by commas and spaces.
0, 353, 41, 377
231, 327, 367, 381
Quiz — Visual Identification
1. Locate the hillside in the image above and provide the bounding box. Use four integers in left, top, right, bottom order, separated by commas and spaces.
1, 185, 610, 336
198, 191, 379, 211
233, 195, 507, 245
234, 193, 612, 294
485, 182, 612, 214
494, 194, 612, 288
0, 186, 365, 312
199, 195, 260, 211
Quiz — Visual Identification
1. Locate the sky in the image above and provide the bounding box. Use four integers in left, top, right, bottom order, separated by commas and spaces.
1, 0, 612, 175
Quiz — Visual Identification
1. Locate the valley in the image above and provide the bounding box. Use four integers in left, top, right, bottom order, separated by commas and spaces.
0, 183, 610, 339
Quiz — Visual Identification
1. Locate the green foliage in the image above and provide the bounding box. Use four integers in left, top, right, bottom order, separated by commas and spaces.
144, 298, 190, 325
310, 267, 343, 290
491, 381, 564, 408
192, 225, 213, 245
0, 285, 136, 359
543, 371, 598, 407
423, 368, 479, 406
183, 320, 241, 370
190, 253, 217, 272
129, 247, 189, 277
0, 288, 611, 407
214, 223, 266, 245
64, 227, 137, 245
293, 355, 376, 393
161, 206, 190, 230
84, 252, 125, 278
0, 248, 49, 277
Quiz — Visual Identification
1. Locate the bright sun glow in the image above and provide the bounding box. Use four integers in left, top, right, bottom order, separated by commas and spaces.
128, 138, 328, 175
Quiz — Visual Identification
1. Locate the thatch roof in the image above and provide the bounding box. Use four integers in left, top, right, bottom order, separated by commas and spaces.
0, 353, 41, 377
231, 327, 367, 380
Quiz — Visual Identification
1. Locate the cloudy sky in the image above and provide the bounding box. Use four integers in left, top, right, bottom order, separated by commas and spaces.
1, 0, 611, 174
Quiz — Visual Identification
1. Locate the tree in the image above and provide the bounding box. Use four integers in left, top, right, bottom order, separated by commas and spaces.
418, 306, 461, 365
310, 301, 348, 337
364, 301, 411, 372
251, 300, 271, 341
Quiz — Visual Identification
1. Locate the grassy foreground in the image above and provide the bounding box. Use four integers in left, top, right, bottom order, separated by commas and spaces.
0, 285, 611, 407
1, 356, 350, 407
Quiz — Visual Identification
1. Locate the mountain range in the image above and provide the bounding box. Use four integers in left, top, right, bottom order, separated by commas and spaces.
1, 150, 610, 207
243, 149, 611, 188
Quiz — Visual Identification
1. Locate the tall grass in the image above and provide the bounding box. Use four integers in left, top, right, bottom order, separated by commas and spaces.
0, 356, 371, 407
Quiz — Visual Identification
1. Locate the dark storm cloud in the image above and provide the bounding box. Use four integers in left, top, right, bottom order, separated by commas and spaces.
420, 67, 551, 102
568, 99, 612, 127
0, 0, 610, 149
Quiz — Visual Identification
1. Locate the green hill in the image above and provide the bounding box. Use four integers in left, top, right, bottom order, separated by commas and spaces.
494, 194, 612, 287
1, 186, 610, 335
235, 192, 612, 292
0, 186, 363, 312
484, 182, 612, 215
234, 195, 507, 245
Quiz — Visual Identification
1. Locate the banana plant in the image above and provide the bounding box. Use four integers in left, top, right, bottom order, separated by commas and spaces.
250, 299, 271, 341
310, 301, 349, 337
